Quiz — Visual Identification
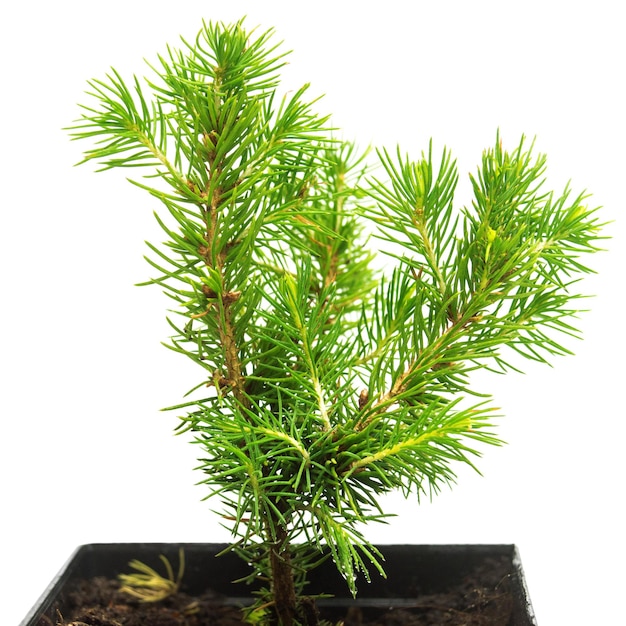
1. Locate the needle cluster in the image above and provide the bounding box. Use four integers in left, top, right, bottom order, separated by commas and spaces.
68, 19, 604, 625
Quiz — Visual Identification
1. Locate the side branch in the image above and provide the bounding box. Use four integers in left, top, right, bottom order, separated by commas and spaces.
356, 303, 484, 431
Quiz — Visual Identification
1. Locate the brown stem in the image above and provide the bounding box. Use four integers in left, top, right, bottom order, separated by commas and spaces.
217, 298, 249, 409
264, 498, 321, 626
269, 522, 298, 626
199, 146, 250, 411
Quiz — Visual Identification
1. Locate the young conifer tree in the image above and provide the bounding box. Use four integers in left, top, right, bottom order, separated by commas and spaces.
68, 19, 603, 626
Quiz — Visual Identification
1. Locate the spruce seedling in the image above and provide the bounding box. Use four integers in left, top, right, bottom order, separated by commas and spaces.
68, 19, 604, 626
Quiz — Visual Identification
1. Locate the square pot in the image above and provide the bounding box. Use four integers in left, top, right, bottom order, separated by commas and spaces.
20, 543, 536, 625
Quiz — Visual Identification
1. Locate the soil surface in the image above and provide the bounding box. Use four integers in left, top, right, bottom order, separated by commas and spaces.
42, 556, 516, 626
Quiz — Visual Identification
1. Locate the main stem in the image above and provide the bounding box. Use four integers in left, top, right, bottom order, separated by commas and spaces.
265, 498, 321, 626
269, 520, 298, 626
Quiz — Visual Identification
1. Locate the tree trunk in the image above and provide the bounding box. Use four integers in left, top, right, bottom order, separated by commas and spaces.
269, 525, 298, 626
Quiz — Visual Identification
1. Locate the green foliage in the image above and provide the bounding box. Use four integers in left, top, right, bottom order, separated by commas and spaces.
68, 18, 604, 625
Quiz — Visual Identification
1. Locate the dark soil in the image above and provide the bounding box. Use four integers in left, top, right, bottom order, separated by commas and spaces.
43, 556, 515, 626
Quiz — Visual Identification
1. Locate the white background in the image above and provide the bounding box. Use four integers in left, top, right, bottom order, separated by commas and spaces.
1, 1, 624, 623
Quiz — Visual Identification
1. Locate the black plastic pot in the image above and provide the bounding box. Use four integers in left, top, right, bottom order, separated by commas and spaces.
20, 543, 536, 625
